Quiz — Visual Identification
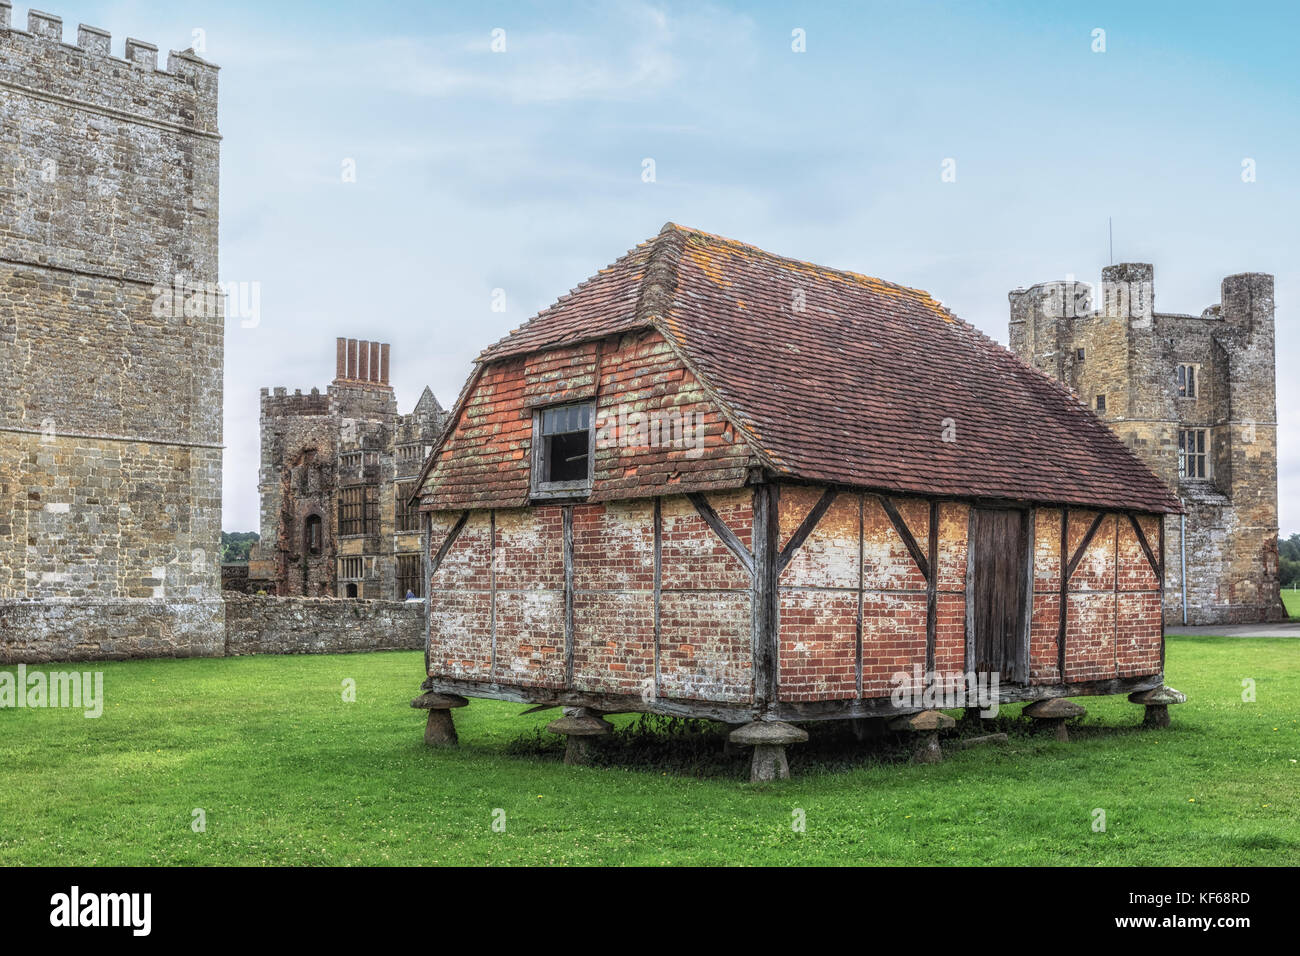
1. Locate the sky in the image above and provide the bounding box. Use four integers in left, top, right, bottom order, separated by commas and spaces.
22, 0, 1300, 533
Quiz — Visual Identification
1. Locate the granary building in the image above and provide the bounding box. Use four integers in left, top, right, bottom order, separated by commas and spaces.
1010, 264, 1284, 625
411, 224, 1183, 768
248, 339, 447, 599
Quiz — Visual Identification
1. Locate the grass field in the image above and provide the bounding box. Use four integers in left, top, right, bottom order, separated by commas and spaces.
1281, 588, 1300, 619
0, 638, 1296, 865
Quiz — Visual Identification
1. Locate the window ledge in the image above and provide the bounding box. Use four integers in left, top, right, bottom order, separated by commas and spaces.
531, 481, 592, 502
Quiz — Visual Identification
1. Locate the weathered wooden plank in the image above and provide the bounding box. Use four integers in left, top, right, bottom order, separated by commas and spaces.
489, 509, 497, 680
563, 505, 575, 687
856, 493, 865, 698
969, 507, 1029, 683
879, 495, 930, 582
1016, 508, 1035, 685
1057, 506, 1069, 680
688, 491, 755, 575
964, 505, 976, 673
653, 496, 662, 699
1158, 514, 1167, 673
422, 511, 433, 676
751, 483, 779, 711
423, 676, 758, 723
420, 674, 1162, 724
925, 500, 938, 672
777, 487, 838, 572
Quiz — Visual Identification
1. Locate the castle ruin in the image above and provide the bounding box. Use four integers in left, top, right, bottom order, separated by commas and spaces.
247, 338, 446, 599
1010, 263, 1284, 625
0, 6, 224, 660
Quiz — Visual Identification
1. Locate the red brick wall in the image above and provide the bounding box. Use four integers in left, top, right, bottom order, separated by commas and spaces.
426, 490, 753, 704
1028, 508, 1164, 685
1030, 508, 1062, 684
428, 511, 493, 681
572, 499, 655, 696
426, 490, 1164, 706
934, 503, 969, 676
493, 508, 566, 688
776, 490, 960, 703
658, 491, 753, 702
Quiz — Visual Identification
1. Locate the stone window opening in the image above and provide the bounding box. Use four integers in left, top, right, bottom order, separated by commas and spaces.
304, 514, 323, 555
395, 482, 420, 533
1095, 394, 1106, 414
397, 554, 422, 599
339, 485, 379, 536
531, 401, 594, 499
1075, 348, 1085, 362
1177, 363, 1199, 399
1178, 428, 1209, 480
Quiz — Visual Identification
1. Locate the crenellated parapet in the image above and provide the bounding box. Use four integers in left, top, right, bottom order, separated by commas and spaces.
0, 4, 219, 137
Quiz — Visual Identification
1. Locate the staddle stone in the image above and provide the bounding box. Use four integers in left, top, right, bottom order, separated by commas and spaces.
547, 711, 615, 737
887, 709, 956, 732
423, 709, 459, 747
1128, 686, 1187, 706
728, 720, 809, 747
411, 691, 469, 710
1129, 686, 1185, 728
1023, 698, 1086, 719
1023, 698, 1085, 742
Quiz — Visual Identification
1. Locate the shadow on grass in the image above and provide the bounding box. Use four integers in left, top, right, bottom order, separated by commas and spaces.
502, 711, 1142, 779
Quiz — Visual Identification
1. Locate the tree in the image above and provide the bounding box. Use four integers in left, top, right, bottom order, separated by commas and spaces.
221, 531, 259, 564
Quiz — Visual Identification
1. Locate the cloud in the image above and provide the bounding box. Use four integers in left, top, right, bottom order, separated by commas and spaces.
353, 1, 753, 104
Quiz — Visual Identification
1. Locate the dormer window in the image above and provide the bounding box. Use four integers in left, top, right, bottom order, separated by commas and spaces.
532, 402, 594, 498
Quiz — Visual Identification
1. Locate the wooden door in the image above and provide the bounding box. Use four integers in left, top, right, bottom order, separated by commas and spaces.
969, 507, 1030, 684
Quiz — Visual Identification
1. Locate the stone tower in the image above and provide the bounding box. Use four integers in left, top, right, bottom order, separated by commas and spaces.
1010, 263, 1283, 625
249, 339, 446, 599
0, 7, 224, 660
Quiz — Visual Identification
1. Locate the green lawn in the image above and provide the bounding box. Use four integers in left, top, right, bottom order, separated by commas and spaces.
1281, 588, 1300, 619
0, 638, 1296, 865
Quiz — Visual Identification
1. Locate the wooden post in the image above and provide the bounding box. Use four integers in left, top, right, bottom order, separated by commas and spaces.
751, 484, 779, 712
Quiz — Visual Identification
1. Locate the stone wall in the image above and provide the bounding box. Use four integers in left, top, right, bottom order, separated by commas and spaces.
222, 594, 424, 656
0, 599, 225, 662
0, 9, 226, 652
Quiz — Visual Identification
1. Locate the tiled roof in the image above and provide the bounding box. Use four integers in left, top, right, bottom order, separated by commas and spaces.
468, 223, 1182, 514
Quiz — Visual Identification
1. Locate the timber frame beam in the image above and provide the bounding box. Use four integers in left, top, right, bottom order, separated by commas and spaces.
421, 673, 1164, 724
687, 492, 754, 575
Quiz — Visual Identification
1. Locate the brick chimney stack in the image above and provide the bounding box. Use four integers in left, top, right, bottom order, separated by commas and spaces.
334, 337, 391, 387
